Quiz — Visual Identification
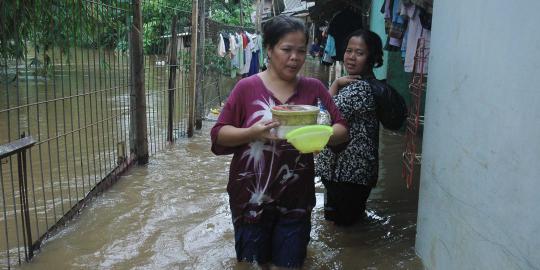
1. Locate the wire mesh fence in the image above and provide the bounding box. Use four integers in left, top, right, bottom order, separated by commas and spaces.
141, 1, 193, 154
0, 0, 193, 268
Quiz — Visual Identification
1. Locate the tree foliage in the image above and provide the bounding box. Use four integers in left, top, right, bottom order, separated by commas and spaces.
0, 0, 132, 60
0, 0, 255, 59
0, 0, 185, 59
141, 0, 192, 54
209, 0, 254, 27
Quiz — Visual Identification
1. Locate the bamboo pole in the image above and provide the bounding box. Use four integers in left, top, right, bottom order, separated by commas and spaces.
188, 0, 199, 137
130, 0, 148, 164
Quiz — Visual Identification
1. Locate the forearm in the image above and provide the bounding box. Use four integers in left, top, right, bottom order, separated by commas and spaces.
216, 125, 255, 147
328, 123, 348, 145
329, 80, 340, 96
330, 76, 361, 96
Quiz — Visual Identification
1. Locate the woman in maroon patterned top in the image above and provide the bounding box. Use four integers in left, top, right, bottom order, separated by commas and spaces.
210, 15, 348, 269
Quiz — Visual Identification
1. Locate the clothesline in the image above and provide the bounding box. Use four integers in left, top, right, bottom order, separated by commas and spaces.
217, 31, 264, 78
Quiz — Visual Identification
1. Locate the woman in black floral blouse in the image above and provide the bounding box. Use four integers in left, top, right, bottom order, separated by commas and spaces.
315, 29, 384, 226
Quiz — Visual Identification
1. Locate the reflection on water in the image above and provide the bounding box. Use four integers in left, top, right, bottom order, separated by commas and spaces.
16, 57, 423, 270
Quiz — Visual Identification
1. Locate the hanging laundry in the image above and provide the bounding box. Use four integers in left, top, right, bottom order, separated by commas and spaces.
237, 33, 244, 74
401, 5, 430, 73
223, 34, 230, 52
240, 32, 254, 75
241, 32, 249, 49
248, 50, 259, 77
218, 33, 226, 57
385, 0, 393, 19
229, 33, 238, 78
256, 34, 264, 70
411, 0, 433, 14
231, 58, 237, 78
382, 0, 394, 34
418, 6, 432, 30
229, 33, 237, 56
401, 25, 408, 60
387, 0, 406, 49
322, 34, 336, 65
242, 48, 252, 76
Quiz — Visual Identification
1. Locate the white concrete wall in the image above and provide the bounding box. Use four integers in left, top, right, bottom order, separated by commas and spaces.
416, 1, 540, 269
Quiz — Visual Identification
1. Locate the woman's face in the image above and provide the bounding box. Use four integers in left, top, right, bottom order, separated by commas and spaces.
344, 36, 370, 75
267, 31, 307, 81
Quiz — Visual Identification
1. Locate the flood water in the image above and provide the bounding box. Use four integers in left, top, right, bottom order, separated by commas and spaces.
14, 58, 423, 269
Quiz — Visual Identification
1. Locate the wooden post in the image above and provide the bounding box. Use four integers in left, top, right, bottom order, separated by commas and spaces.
18, 148, 33, 261
195, 0, 206, 130
1, 135, 37, 261
188, 0, 199, 137
130, 0, 148, 164
168, 15, 178, 142
256, 0, 261, 32
16, 134, 35, 261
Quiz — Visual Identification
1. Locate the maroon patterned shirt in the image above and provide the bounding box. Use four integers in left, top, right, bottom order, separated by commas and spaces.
210, 75, 346, 225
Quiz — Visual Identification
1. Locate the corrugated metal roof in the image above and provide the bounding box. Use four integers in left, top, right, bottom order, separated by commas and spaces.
284, 0, 302, 10
282, 0, 315, 15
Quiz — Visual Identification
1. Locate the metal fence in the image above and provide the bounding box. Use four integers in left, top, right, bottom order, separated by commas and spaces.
0, 0, 193, 268
142, 1, 193, 154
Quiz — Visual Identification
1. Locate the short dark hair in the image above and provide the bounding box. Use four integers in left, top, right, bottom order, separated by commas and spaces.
262, 15, 309, 49
344, 29, 384, 68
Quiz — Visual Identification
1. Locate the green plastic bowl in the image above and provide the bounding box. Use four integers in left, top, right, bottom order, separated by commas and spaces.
285, 125, 333, 153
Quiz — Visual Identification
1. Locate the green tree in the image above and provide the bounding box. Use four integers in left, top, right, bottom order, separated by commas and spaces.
209, 0, 255, 27
141, 0, 192, 54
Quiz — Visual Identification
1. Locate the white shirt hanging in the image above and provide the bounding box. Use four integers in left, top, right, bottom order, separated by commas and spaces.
218, 33, 226, 57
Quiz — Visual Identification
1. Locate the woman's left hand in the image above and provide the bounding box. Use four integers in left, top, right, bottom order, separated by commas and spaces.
329, 75, 362, 96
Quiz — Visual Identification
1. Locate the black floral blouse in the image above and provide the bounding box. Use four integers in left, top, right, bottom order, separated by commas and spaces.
315, 80, 379, 187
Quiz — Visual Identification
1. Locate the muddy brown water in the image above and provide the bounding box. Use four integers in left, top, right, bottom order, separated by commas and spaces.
14, 57, 423, 269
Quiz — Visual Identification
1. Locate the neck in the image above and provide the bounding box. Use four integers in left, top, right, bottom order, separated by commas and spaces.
362, 71, 375, 79
350, 70, 375, 79
265, 68, 298, 87
260, 70, 299, 103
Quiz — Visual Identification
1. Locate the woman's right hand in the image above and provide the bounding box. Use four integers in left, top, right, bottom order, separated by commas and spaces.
248, 119, 281, 142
